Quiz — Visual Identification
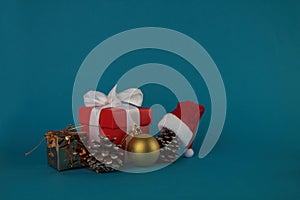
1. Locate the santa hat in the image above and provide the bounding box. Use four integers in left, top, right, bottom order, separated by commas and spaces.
158, 101, 205, 157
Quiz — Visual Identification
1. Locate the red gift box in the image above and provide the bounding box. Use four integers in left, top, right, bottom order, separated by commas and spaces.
78, 106, 152, 148
81, 125, 150, 148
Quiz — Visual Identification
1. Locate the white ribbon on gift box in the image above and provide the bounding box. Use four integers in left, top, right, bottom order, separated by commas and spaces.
83, 85, 143, 142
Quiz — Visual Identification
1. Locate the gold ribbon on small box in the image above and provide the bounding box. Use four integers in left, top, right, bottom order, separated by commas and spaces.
24, 124, 84, 156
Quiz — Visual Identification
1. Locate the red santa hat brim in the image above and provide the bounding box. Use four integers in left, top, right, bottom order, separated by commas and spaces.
158, 113, 193, 147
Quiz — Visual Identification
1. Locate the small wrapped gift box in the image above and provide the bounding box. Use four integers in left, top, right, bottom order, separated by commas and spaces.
45, 128, 87, 171
78, 85, 151, 149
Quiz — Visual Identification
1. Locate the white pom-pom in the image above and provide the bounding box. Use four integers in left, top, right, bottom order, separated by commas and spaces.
184, 149, 194, 158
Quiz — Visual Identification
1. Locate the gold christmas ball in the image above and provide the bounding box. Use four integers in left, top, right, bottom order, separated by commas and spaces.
127, 133, 160, 167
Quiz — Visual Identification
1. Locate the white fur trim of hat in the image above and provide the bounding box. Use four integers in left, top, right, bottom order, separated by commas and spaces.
158, 113, 193, 147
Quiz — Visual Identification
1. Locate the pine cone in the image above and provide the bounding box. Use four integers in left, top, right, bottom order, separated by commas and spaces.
79, 136, 124, 173
156, 128, 182, 163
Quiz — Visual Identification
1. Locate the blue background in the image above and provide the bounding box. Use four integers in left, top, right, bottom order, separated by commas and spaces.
1, 0, 299, 199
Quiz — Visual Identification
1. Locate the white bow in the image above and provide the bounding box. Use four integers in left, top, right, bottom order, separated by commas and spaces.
84, 85, 143, 107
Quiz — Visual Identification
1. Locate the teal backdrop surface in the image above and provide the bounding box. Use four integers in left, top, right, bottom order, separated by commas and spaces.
0, 0, 300, 199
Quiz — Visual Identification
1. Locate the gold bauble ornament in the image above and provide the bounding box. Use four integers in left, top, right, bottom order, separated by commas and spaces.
127, 133, 160, 167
